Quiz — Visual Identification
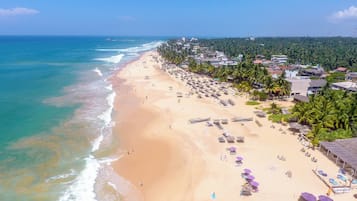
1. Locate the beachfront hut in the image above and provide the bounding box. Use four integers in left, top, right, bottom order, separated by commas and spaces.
319, 138, 357, 176
299, 192, 317, 201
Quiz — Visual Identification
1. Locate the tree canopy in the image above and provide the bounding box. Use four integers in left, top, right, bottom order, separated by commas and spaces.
199, 37, 357, 71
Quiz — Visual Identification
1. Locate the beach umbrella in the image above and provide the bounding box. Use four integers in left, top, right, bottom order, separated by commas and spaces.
236, 156, 243, 161
244, 169, 252, 174
318, 195, 333, 201
229, 147, 236, 152
246, 175, 255, 181
249, 181, 259, 187
300, 192, 317, 201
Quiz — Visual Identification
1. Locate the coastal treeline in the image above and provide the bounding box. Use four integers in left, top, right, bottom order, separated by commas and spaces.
157, 38, 357, 144
292, 89, 357, 144
158, 42, 291, 99
188, 59, 291, 99
157, 42, 188, 64
199, 37, 357, 71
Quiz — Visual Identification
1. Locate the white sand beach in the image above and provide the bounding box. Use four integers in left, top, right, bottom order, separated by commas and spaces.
111, 51, 354, 201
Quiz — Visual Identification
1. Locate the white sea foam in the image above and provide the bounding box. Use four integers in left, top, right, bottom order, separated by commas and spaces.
95, 41, 163, 54
91, 134, 104, 153
107, 182, 118, 191
99, 157, 121, 165
58, 156, 100, 201
95, 48, 122, 52
105, 84, 112, 91
59, 40, 162, 201
59, 82, 117, 201
94, 54, 124, 64
92, 68, 103, 77
97, 92, 116, 127
119, 41, 163, 53
46, 169, 76, 183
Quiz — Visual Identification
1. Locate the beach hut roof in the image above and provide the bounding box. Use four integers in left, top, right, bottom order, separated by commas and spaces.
320, 138, 357, 171
293, 94, 309, 103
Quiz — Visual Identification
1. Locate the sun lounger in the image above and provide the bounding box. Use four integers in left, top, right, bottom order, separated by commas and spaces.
337, 174, 347, 182
228, 99, 235, 106
231, 117, 253, 122
189, 117, 211, 124
218, 137, 225, 143
206, 121, 213, 127
226, 136, 235, 143
236, 136, 245, 143
329, 178, 338, 186
221, 119, 228, 124
219, 99, 227, 106
318, 170, 327, 177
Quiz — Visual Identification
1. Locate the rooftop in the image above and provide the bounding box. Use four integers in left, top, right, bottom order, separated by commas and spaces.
320, 138, 357, 171
309, 79, 327, 88
293, 94, 309, 102
332, 81, 357, 90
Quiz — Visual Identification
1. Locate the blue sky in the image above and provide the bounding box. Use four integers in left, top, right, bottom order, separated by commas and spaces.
0, 0, 357, 36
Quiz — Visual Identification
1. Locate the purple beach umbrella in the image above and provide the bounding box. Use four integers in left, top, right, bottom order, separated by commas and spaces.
229, 147, 236, 152
300, 192, 317, 201
249, 180, 259, 187
318, 195, 333, 201
246, 175, 255, 181
236, 156, 243, 161
243, 168, 251, 174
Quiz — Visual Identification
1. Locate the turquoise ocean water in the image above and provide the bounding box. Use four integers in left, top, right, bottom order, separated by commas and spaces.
0, 36, 164, 201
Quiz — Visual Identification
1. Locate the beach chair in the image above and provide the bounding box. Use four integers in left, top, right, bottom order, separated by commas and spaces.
226, 136, 235, 143
218, 137, 225, 143
329, 178, 338, 186
236, 136, 245, 143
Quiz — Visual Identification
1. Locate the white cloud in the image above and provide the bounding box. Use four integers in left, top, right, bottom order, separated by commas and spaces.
0, 7, 39, 17
331, 6, 357, 20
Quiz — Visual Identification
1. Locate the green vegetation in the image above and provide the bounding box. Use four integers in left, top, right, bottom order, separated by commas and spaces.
326, 72, 346, 84
199, 37, 357, 71
158, 38, 357, 145
158, 42, 291, 99
265, 103, 292, 123
246, 101, 260, 106
157, 42, 188, 64
292, 89, 357, 145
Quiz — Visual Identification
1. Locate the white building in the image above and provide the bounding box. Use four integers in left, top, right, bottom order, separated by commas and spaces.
331, 82, 357, 92
271, 55, 288, 64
